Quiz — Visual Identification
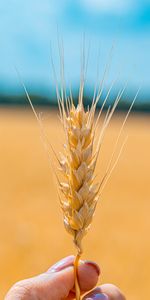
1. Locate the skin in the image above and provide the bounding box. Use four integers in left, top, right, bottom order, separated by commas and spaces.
4, 256, 126, 300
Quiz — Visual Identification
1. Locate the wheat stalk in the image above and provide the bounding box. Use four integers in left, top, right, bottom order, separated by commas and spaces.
58, 97, 100, 299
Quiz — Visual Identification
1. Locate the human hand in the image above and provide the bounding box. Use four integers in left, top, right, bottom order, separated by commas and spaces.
4, 256, 126, 300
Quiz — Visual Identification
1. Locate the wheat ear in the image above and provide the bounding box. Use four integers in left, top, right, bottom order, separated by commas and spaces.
17, 40, 139, 299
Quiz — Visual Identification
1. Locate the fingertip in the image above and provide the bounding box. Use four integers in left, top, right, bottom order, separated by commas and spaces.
78, 260, 100, 292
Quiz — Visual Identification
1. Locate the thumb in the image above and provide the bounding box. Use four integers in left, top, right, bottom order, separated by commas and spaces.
5, 256, 100, 300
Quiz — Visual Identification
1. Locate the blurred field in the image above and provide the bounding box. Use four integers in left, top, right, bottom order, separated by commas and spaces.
0, 107, 149, 299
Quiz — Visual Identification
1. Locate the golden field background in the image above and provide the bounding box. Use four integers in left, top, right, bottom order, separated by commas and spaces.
0, 107, 149, 299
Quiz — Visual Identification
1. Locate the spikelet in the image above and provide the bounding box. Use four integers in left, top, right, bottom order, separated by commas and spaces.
58, 99, 99, 255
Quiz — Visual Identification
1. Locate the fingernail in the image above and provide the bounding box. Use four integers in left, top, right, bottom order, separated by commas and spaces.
84, 260, 100, 276
49, 256, 74, 272
86, 293, 109, 300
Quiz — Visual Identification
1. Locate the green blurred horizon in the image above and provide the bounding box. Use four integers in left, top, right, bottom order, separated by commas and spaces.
0, 91, 150, 113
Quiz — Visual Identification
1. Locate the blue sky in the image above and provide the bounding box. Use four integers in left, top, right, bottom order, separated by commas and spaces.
0, 0, 150, 100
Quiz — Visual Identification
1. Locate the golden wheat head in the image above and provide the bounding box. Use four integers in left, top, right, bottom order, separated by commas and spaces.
58, 97, 100, 254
